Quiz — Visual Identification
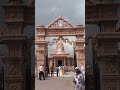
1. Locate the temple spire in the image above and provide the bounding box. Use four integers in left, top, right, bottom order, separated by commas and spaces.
59, 0, 62, 17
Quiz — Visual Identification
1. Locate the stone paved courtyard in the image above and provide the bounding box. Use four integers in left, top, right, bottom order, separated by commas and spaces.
35, 76, 75, 90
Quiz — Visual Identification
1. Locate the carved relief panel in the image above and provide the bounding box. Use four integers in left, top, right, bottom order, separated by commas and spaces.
5, 24, 23, 35
5, 60, 24, 77
37, 51, 45, 60
86, 6, 98, 22
77, 51, 84, 59
8, 62, 17, 76
103, 80, 119, 90
46, 29, 76, 36
101, 23, 116, 32
5, 8, 24, 22
99, 6, 118, 20
76, 29, 84, 35
7, 45, 23, 57
101, 61, 118, 75
6, 81, 24, 90
76, 43, 84, 50
97, 43, 118, 56
77, 59, 85, 67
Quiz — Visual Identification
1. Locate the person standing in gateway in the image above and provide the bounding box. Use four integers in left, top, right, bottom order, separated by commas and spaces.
38, 65, 45, 80
50, 63, 54, 77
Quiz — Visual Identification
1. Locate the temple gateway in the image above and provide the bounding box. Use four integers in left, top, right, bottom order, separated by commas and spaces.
36, 16, 85, 74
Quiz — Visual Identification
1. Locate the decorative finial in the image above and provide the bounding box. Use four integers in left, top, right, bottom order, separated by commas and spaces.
59, 1, 62, 17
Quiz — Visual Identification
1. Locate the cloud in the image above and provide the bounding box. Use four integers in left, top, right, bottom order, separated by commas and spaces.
35, 0, 85, 27
35, 0, 85, 61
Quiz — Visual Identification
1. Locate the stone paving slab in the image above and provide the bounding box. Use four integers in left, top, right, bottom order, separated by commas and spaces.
35, 77, 75, 90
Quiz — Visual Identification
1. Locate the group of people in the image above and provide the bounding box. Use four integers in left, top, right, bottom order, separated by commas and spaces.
38, 64, 68, 80
51, 65, 68, 77
38, 64, 85, 90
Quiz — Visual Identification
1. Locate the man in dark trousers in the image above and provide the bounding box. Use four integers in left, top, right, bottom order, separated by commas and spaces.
55, 66, 59, 77
38, 65, 45, 80
50, 63, 54, 77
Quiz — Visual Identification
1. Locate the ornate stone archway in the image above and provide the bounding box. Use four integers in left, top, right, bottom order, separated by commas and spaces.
35, 16, 85, 75
86, 0, 120, 90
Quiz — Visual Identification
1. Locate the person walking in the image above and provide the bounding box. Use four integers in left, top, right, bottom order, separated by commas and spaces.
38, 65, 45, 80
59, 66, 61, 76
50, 64, 54, 77
73, 67, 84, 90
55, 66, 59, 77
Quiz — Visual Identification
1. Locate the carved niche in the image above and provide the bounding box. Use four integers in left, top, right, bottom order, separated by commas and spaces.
8, 62, 17, 76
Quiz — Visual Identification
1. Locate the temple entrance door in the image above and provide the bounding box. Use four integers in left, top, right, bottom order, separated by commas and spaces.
58, 60, 62, 66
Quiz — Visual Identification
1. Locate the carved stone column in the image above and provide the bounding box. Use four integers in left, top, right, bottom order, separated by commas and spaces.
96, 3, 120, 90
36, 25, 46, 76
86, 1, 120, 89
75, 25, 85, 68
1, 0, 27, 90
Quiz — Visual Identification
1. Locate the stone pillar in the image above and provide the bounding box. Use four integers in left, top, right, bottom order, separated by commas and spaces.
64, 57, 66, 66
36, 25, 46, 77
2, 1, 27, 90
95, 2, 120, 90
75, 25, 85, 68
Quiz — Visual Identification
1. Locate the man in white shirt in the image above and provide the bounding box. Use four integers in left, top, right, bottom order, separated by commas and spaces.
38, 65, 45, 80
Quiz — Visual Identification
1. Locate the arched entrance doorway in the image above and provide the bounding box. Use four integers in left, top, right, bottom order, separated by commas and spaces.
58, 60, 62, 66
